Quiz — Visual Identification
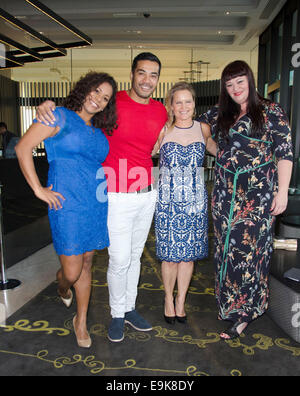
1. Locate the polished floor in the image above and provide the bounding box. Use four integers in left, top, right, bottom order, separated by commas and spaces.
0, 244, 60, 321
1, 226, 300, 377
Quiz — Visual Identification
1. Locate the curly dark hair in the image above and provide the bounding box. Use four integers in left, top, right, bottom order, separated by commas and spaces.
63, 71, 118, 135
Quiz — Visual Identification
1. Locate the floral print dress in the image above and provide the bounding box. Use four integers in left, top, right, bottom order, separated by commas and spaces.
199, 102, 293, 323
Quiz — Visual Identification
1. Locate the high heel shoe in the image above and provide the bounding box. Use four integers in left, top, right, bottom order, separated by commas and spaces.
220, 321, 248, 340
174, 296, 187, 324
73, 316, 92, 348
58, 289, 73, 308
164, 314, 176, 325
175, 314, 187, 324
163, 299, 176, 325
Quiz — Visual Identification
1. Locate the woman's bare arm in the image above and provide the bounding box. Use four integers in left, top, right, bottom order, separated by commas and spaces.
152, 126, 167, 156
201, 122, 217, 157
270, 159, 293, 216
15, 123, 65, 210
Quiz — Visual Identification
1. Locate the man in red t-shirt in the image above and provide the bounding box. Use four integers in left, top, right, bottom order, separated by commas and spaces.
104, 53, 167, 342
36, 53, 167, 343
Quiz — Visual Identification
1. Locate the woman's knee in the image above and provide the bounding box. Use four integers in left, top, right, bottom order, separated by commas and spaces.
63, 269, 81, 285
60, 255, 85, 284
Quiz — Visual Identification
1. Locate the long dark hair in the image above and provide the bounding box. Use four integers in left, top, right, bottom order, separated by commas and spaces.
63, 72, 118, 135
216, 60, 265, 143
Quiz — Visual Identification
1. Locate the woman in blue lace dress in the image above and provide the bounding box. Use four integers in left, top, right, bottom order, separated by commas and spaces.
16, 72, 118, 348
154, 82, 216, 324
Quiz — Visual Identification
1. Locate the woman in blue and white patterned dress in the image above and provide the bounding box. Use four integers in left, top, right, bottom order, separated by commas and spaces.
154, 82, 217, 324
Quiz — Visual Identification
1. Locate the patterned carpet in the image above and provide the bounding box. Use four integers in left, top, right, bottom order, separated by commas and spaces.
1, 223, 300, 377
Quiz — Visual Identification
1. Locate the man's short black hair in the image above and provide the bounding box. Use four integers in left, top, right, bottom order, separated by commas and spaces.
131, 52, 162, 75
0, 122, 7, 129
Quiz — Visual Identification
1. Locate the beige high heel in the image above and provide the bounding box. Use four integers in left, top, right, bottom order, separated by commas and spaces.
72, 316, 92, 349
58, 289, 73, 308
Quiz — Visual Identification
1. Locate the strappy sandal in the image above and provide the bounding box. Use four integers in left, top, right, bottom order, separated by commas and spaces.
220, 321, 248, 340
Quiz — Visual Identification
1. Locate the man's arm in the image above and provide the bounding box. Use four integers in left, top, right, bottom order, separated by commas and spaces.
36, 100, 57, 125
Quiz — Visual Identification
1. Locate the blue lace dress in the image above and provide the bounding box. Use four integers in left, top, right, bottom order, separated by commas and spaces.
34, 107, 110, 256
155, 123, 208, 262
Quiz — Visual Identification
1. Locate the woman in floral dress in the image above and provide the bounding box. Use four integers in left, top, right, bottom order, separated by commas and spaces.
199, 60, 293, 339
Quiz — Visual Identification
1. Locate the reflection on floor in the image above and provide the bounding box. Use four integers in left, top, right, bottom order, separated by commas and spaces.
1, 227, 300, 376
0, 244, 60, 320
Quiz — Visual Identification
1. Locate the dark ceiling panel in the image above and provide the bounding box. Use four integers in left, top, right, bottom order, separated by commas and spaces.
0, 0, 92, 69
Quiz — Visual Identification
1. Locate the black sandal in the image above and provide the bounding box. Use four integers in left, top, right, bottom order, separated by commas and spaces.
220, 321, 248, 340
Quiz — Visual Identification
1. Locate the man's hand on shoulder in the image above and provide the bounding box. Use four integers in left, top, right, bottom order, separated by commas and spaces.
36, 100, 57, 125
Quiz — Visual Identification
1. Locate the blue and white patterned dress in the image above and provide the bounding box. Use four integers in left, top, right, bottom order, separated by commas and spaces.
155, 122, 208, 262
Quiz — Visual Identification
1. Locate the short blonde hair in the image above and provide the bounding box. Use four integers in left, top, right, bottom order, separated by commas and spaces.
165, 82, 196, 128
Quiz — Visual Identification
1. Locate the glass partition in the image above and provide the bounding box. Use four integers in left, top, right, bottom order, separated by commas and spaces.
258, 0, 300, 193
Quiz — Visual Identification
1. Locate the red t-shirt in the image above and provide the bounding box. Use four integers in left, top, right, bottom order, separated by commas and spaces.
103, 91, 168, 193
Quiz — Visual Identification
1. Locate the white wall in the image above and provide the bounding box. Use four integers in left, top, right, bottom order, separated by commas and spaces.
11, 45, 259, 84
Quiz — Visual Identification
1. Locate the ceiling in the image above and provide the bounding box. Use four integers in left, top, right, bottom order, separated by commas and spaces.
0, 0, 287, 83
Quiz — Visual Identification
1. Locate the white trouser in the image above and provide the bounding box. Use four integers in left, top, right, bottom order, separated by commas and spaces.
107, 189, 157, 318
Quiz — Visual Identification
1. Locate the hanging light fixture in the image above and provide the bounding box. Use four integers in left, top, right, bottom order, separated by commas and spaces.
25, 0, 92, 45
0, 1, 93, 69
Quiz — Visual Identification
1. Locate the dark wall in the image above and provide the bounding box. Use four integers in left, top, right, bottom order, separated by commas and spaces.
0, 158, 52, 268
258, 0, 300, 190
0, 75, 20, 137
192, 79, 220, 116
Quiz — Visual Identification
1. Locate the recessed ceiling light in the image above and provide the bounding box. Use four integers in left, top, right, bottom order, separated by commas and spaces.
113, 13, 138, 18
226, 11, 248, 15
125, 30, 142, 34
